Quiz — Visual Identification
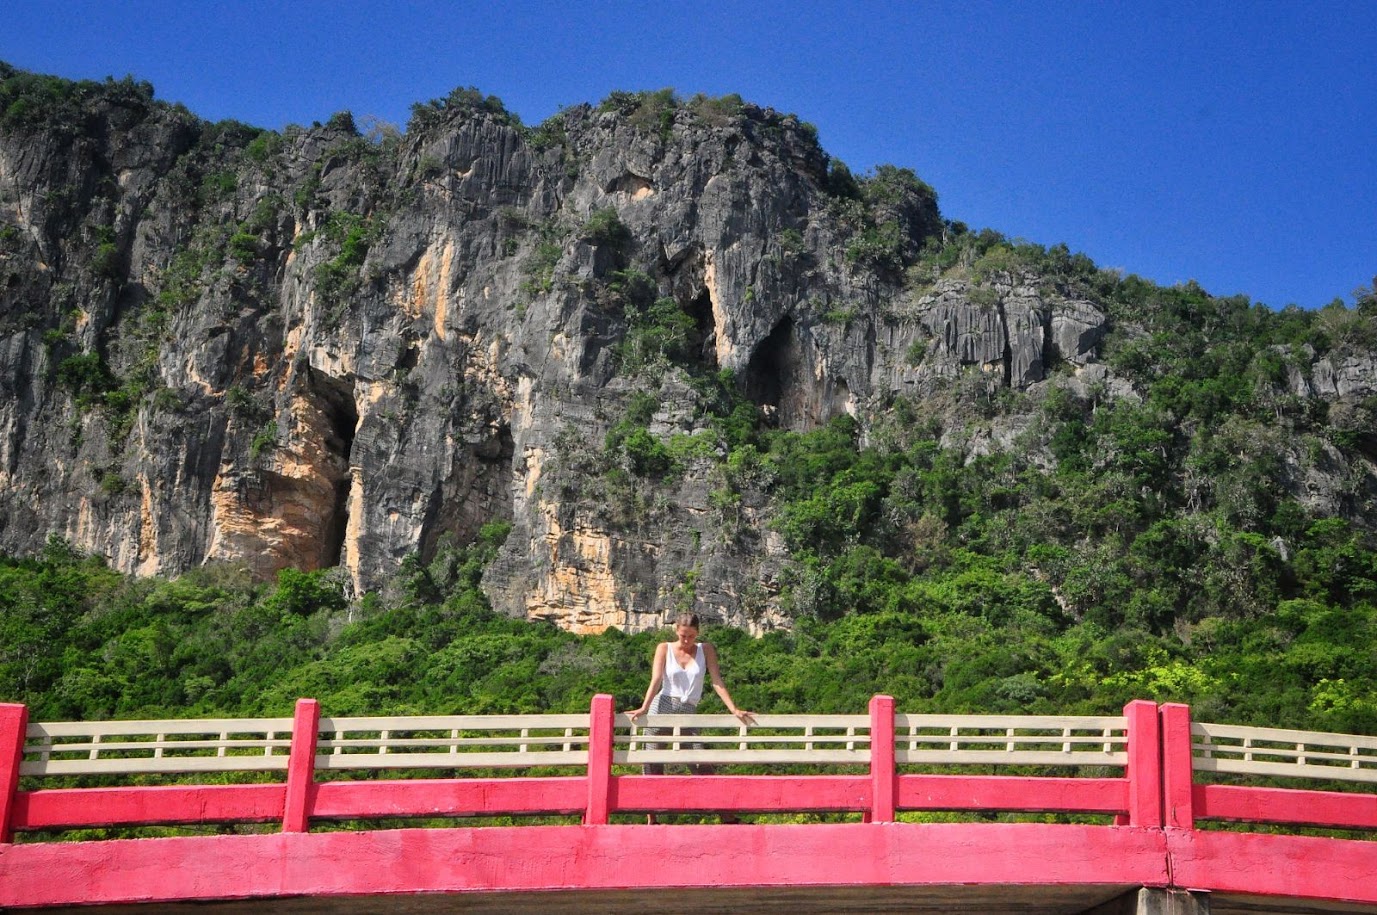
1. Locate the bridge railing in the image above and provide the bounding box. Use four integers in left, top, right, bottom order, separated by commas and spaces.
891, 711, 1141, 822
619, 712, 1130, 767
17, 714, 1126, 771
894, 712, 1129, 766
19, 716, 297, 776
316, 713, 594, 770
1162, 702, 1377, 833
0, 696, 1159, 838
4, 697, 1376, 841
619, 713, 871, 765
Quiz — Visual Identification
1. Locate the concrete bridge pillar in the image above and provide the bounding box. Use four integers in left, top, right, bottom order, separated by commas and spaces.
1088, 887, 1210, 915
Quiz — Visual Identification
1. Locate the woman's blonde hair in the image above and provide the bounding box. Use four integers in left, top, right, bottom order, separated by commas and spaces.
673, 612, 701, 628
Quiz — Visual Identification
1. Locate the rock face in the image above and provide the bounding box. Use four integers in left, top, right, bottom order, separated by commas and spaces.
0, 72, 1373, 632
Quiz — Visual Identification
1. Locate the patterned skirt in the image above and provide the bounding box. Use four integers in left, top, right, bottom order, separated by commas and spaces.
642, 693, 704, 772
646, 693, 699, 732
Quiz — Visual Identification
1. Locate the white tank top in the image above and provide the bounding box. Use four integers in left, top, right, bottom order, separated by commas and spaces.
661, 642, 706, 704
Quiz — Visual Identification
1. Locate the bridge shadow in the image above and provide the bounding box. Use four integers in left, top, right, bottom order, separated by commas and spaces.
32, 886, 1377, 914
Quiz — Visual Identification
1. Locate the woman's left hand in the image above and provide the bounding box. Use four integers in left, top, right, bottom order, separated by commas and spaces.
732, 709, 756, 726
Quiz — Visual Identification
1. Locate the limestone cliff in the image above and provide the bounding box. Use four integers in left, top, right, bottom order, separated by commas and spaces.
1, 69, 1373, 632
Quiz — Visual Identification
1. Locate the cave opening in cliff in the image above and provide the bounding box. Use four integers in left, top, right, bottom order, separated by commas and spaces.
417, 421, 516, 565
308, 369, 359, 569
686, 288, 717, 369
744, 316, 797, 426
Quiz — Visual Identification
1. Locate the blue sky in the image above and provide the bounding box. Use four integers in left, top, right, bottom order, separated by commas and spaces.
3, 1, 1374, 309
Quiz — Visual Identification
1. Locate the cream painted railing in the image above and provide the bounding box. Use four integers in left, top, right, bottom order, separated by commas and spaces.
47, 712, 1375, 784
315, 714, 592, 770
22, 717, 296, 776
895, 713, 1129, 767
23, 711, 1131, 777
619, 713, 871, 766
1191, 721, 1377, 784
619, 712, 1131, 768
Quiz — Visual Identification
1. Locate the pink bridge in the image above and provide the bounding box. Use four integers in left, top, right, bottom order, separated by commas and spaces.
3, 697, 1377, 913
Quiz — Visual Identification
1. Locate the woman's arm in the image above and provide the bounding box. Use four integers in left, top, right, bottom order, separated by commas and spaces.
627, 642, 667, 722
704, 643, 754, 724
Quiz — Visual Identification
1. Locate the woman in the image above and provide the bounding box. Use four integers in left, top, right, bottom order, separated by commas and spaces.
627, 612, 754, 823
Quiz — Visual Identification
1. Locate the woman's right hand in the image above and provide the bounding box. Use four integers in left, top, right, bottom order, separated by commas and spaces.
627, 706, 648, 722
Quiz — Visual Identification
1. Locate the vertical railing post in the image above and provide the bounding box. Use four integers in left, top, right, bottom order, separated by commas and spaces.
0, 703, 29, 843
868, 695, 896, 823
282, 698, 320, 833
585, 693, 615, 825
1124, 700, 1162, 828
1160, 703, 1195, 829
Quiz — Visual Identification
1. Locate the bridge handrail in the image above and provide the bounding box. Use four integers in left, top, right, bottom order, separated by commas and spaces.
13, 699, 1377, 839
613, 712, 1132, 768
1190, 720, 1377, 784
22, 716, 296, 776
895, 713, 1129, 768
20, 712, 880, 774
29, 710, 1377, 786
618, 712, 870, 765
316, 712, 592, 770
18, 710, 1133, 777
1158, 702, 1377, 834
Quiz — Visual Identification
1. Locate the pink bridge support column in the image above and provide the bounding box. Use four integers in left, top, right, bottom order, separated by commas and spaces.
1159, 703, 1194, 830
282, 698, 320, 833
585, 694, 614, 825
868, 695, 896, 823
0, 703, 28, 843
1123, 700, 1161, 828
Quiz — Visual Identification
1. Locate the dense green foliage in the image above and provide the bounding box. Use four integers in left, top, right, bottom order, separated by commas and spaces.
407, 85, 521, 133
310, 211, 380, 308
595, 87, 821, 150
0, 63, 156, 136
